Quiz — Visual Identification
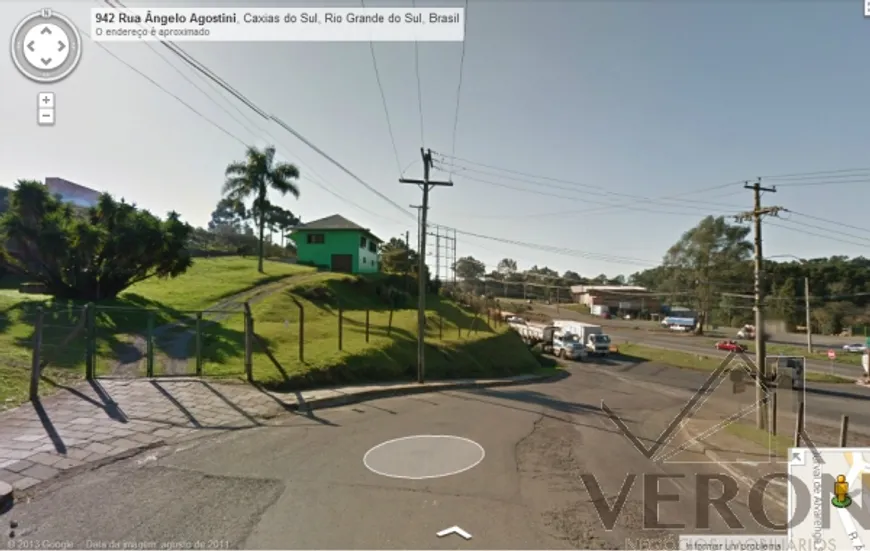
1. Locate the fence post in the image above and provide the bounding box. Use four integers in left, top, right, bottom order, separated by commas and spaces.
793, 401, 805, 447
29, 307, 44, 401
146, 311, 155, 377
770, 391, 777, 436
243, 302, 253, 382
195, 312, 203, 376
365, 309, 370, 343
338, 301, 343, 351
388, 307, 394, 337
298, 300, 305, 362
85, 303, 95, 380
840, 415, 849, 447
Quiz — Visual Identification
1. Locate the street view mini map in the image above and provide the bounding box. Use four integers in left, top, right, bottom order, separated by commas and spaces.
789, 447, 870, 550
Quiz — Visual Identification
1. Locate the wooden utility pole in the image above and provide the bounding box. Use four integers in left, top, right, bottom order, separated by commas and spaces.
400, 149, 453, 383
805, 276, 812, 353
405, 229, 411, 291
735, 180, 782, 430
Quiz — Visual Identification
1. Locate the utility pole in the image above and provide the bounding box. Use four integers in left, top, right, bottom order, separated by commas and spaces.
405, 229, 411, 291
451, 228, 457, 285
805, 276, 812, 353
400, 149, 453, 384
435, 225, 441, 282
735, 180, 782, 430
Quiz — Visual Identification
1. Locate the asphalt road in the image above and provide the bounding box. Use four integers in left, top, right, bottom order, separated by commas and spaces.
513, 301, 859, 348
2, 364, 781, 550
604, 328, 863, 380
517, 302, 866, 379
579, 355, 870, 444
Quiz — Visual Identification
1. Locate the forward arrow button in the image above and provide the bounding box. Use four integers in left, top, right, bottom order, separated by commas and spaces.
437, 526, 472, 540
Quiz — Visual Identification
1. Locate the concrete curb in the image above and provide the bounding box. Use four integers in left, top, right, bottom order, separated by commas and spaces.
289, 372, 566, 412
677, 423, 788, 511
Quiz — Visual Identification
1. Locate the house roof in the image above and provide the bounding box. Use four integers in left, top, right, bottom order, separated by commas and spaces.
291, 214, 382, 242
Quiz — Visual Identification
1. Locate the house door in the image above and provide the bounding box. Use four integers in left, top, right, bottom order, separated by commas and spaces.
331, 254, 353, 273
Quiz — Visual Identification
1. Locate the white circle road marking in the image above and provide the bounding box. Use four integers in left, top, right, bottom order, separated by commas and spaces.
363, 434, 486, 480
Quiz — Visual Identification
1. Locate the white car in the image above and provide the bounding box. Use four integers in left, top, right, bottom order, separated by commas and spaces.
843, 344, 867, 353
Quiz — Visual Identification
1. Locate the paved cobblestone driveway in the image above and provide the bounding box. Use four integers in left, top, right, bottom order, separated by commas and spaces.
0, 379, 297, 492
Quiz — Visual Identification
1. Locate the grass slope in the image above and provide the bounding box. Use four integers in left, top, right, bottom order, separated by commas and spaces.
0, 257, 313, 410
202, 273, 543, 388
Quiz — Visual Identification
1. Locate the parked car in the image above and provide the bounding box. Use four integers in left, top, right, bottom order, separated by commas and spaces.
506, 316, 527, 325
843, 343, 867, 353
716, 340, 747, 352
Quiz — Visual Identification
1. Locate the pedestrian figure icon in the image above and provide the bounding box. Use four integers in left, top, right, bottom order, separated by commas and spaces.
832, 474, 852, 508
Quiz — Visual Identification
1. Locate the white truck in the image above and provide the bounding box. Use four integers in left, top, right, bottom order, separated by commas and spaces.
552, 320, 612, 355
510, 323, 587, 361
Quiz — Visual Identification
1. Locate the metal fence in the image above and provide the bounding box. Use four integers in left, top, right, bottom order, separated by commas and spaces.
25, 292, 507, 398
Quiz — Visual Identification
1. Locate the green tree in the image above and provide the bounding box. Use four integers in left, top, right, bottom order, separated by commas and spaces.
660, 215, 752, 334
1, 180, 192, 300
453, 256, 486, 281
497, 258, 517, 277
380, 236, 417, 273
207, 197, 248, 235
223, 145, 300, 273
767, 277, 798, 330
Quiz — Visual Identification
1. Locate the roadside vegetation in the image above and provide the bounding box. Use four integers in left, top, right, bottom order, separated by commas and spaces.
723, 422, 793, 459
202, 272, 545, 389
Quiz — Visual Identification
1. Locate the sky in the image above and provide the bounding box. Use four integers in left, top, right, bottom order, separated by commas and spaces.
3, 0, 870, 281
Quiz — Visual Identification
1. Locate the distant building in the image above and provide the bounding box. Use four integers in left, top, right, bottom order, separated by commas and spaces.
570, 284, 661, 315
288, 214, 382, 274
45, 177, 101, 208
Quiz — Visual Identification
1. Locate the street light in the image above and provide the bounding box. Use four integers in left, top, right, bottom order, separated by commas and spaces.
768, 254, 811, 353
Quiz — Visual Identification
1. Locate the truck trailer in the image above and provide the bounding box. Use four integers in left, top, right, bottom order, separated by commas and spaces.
552, 320, 612, 355
510, 322, 587, 361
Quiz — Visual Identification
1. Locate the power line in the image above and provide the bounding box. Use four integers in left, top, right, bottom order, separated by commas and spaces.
761, 168, 870, 181
776, 218, 870, 246
438, 169, 739, 216
433, 152, 749, 212
767, 221, 870, 249
412, 0, 425, 148
361, 0, 403, 177
785, 210, 870, 236
448, 0, 469, 180
447, 188, 746, 219
452, 228, 658, 267
78, 28, 248, 149
141, 33, 416, 220
772, 178, 870, 188
90, 3, 409, 227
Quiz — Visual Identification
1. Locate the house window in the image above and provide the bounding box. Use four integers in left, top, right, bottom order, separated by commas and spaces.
360, 236, 367, 248
368, 241, 377, 253
363, 258, 367, 264
307, 233, 325, 244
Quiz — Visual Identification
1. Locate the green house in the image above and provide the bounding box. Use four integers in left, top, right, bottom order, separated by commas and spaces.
289, 214, 382, 274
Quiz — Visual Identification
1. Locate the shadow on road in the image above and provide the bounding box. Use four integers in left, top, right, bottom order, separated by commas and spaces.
446, 385, 664, 445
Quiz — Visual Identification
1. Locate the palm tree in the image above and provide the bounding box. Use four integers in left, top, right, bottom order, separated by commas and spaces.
223, 145, 300, 273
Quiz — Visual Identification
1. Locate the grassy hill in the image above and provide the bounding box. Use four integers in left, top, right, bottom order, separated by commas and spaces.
201, 272, 545, 389
0, 261, 547, 410
0, 257, 313, 409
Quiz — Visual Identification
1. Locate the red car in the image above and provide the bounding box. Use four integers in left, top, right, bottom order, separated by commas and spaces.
715, 340, 746, 352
